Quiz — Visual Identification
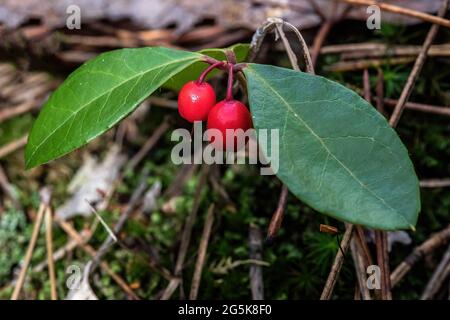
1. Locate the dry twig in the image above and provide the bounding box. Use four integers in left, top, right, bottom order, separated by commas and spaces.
389, 0, 449, 127
320, 224, 354, 300
0, 135, 28, 160
189, 204, 215, 300
350, 237, 371, 300
421, 244, 450, 300
375, 230, 392, 299
127, 118, 171, 170
338, 0, 450, 28
266, 185, 288, 242
391, 225, 450, 287
11, 188, 51, 300
420, 179, 450, 188
57, 219, 139, 299
162, 165, 209, 300
45, 206, 57, 300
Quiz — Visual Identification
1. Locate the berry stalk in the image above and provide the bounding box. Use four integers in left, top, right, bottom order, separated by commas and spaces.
226, 63, 234, 101
196, 61, 224, 84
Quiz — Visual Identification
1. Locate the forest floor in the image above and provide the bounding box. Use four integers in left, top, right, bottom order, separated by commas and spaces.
0, 2, 450, 300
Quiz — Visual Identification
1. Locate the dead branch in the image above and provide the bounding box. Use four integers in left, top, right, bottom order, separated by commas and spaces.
57, 219, 139, 300
161, 165, 209, 300
421, 244, 450, 300
363, 69, 371, 102
375, 230, 392, 299
325, 57, 416, 72
11, 188, 51, 300
420, 179, 450, 188
127, 117, 171, 170
321, 43, 450, 57
0, 101, 37, 124
266, 185, 288, 242
375, 69, 386, 115
320, 224, 354, 300
0, 135, 28, 159
379, 98, 450, 117
338, 0, 450, 28
189, 204, 215, 300
44, 206, 57, 300
391, 225, 450, 287
87, 169, 149, 276
389, 0, 449, 127
350, 237, 371, 300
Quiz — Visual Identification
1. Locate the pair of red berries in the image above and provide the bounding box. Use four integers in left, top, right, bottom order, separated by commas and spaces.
178, 78, 252, 151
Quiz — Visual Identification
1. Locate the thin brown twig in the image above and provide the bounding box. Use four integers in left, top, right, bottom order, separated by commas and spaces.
378, 98, 450, 117
421, 243, 450, 300
363, 69, 371, 102
11, 188, 51, 300
189, 204, 215, 300
87, 169, 149, 276
0, 135, 28, 159
325, 57, 416, 72
374, 230, 392, 299
375, 69, 386, 115
310, 0, 352, 66
420, 179, 450, 188
337, 0, 450, 28
57, 219, 140, 299
354, 226, 372, 267
1, 228, 92, 293
127, 117, 171, 170
45, 206, 57, 300
0, 102, 37, 124
321, 43, 450, 56
306, 0, 326, 20
391, 224, 450, 287
274, 23, 299, 71
164, 164, 199, 199
389, 0, 449, 127
350, 237, 372, 300
266, 185, 288, 242
320, 224, 354, 300
162, 165, 209, 300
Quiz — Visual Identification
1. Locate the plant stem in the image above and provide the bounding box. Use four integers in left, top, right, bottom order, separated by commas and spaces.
197, 62, 224, 84
226, 63, 234, 101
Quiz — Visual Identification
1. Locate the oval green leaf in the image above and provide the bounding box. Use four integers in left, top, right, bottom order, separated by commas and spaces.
25, 47, 202, 169
244, 63, 420, 230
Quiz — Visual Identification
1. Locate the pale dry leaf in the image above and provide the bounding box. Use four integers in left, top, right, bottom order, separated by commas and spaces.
56, 145, 126, 220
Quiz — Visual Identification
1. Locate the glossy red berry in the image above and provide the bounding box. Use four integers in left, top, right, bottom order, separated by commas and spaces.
178, 81, 216, 122
207, 99, 253, 151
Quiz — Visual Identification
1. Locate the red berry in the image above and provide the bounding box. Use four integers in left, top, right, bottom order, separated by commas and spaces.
178, 81, 216, 122
207, 100, 253, 151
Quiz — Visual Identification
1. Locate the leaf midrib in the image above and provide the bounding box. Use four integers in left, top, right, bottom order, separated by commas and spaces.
27, 55, 198, 167
247, 66, 410, 226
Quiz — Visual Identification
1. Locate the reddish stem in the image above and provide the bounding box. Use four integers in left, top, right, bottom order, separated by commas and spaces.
196, 61, 224, 84
226, 63, 234, 101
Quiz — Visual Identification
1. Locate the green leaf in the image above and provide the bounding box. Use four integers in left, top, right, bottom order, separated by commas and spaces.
163, 43, 249, 91
244, 63, 420, 230
25, 47, 201, 169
